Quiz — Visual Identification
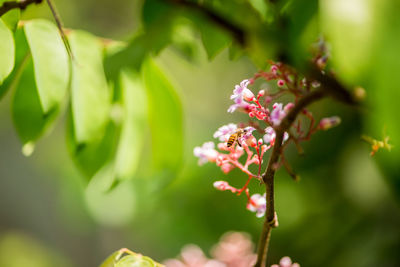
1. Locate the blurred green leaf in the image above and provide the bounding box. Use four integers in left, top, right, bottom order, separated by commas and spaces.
115, 255, 156, 267
66, 113, 119, 178
0, 27, 28, 99
0, 18, 14, 85
141, 58, 183, 172
23, 19, 70, 114
320, 0, 375, 83
0, 0, 20, 31
11, 57, 58, 149
85, 164, 135, 226
198, 18, 231, 60
100, 250, 121, 267
69, 30, 111, 144
365, 0, 400, 196
114, 70, 147, 180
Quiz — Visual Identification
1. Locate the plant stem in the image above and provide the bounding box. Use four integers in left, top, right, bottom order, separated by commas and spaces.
254, 89, 326, 266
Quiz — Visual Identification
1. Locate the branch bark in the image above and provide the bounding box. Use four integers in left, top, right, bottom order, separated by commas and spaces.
0, 0, 42, 17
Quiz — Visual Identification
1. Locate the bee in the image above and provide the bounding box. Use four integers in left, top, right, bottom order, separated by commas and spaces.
227, 128, 245, 148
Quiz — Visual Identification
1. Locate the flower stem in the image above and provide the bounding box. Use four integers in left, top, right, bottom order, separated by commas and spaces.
255, 89, 327, 266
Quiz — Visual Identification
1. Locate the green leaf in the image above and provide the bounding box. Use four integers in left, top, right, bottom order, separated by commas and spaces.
66, 112, 119, 178
23, 19, 70, 114
198, 19, 231, 60
85, 164, 135, 226
141, 58, 183, 172
0, 18, 15, 85
115, 255, 156, 267
11, 57, 58, 150
99, 250, 121, 267
114, 70, 147, 180
69, 30, 111, 144
0, 27, 29, 99
0, 0, 20, 31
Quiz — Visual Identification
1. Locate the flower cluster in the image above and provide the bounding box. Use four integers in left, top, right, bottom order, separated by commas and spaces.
164, 231, 299, 267
194, 61, 341, 218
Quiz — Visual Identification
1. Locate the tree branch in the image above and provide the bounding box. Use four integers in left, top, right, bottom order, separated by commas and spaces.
0, 0, 42, 17
254, 89, 326, 267
165, 0, 246, 45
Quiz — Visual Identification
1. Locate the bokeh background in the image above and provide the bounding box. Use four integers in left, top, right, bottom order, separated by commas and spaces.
1, 0, 400, 266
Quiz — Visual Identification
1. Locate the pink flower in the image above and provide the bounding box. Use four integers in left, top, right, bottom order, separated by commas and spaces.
270, 103, 293, 126
277, 79, 285, 87
263, 127, 276, 144
318, 116, 341, 130
271, 256, 301, 267
211, 232, 257, 267
213, 123, 237, 141
194, 142, 219, 165
213, 181, 237, 193
247, 193, 266, 217
228, 79, 254, 113
263, 127, 289, 145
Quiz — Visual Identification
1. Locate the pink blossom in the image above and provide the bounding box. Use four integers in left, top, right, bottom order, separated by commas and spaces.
277, 79, 285, 87
271, 256, 301, 267
164, 244, 225, 267
247, 193, 266, 217
270, 65, 278, 74
270, 103, 294, 126
194, 142, 219, 165
213, 123, 237, 142
263, 127, 276, 144
213, 181, 237, 193
318, 116, 341, 130
228, 79, 254, 113
211, 232, 257, 267
263, 127, 289, 145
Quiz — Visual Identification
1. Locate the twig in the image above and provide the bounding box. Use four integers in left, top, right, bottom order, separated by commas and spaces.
45, 0, 74, 60
255, 89, 326, 267
0, 0, 42, 17
165, 0, 245, 45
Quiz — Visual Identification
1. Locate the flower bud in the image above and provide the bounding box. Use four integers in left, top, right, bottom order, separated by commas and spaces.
213, 181, 228, 190
277, 79, 285, 87
246, 136, 257, 147
353, 86, 366, 101
257, 90, 265, 98
258, 139, 263, 146
318, 116, 341, 130
270, 65, 278, 74
243, 88, 255, 101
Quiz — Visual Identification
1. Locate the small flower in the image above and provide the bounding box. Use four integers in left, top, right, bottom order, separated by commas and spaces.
318, 116, 341, 130
221, 163, 235, 174
277, 79, 285, 87
231, 79, 254, 101
194, 142, 219, 165
271, 256, 301, 267
213, 181, 237, 192
270, 102, 293, 126
270, 65, 278, 74
228, 79, 254, 112
247, 193, 266, 217
263, 127, 289, 145
270, 103, 285, 126
213, 123, 237, 141
263, 127, 276, 144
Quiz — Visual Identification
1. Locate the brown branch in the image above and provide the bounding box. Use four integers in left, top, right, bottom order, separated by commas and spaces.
254, 89, 326, 267
165, 0, 246, 45
0, 0, 42, 17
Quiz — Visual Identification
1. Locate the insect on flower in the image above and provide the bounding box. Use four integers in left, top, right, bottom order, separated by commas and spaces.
227, 128, 246, 148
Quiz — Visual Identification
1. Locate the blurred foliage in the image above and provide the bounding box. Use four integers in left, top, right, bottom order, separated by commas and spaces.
0, 0, 399, 266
